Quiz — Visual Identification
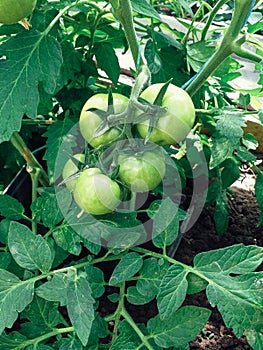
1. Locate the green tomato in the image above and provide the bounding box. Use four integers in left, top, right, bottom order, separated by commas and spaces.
0, 0, 36, 24
79, 93, 129, 148
136, 83, 195, 146
62, 154, 86, 191
118, 148, 166, 192
73, 168, 122, 215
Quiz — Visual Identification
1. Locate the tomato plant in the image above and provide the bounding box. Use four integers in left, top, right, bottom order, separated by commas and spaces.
118, 147, 166, 192
0, 0, 262, 349
79, 93, 129, 148
136, 83, 196, 145
73, 168, 122, 215
0, 0, 36, 24
62, 153, 85, 191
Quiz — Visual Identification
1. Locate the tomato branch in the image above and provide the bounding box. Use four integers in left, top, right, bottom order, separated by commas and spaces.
110, 0, 144, 68
185, 0, 261, 97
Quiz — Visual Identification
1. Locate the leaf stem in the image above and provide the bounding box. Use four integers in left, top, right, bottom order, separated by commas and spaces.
10, 132, 49, 187
111, 282, 126, 342
26, 165, 41, 234
16, 326, 74, 349
121, 307, 155, 350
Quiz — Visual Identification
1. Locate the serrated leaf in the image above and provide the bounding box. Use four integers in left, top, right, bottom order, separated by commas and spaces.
109, 252, 143, 286
145, 39, 162, 75
0, 331, 28, 349
194, 244, 263, 274
215, 110, 246, 144
93, 43, 120, 85
66, 274, 95, 346
85, 266, 105, 298
31, 193, 65, 228
246, 329, 263, 350
147, 306, 211, 348
192, 244, 263, 337
209, 136, 234, 169
132, 0, 161, 20
0, 195, 24, 220
36, 274, 67, 306
127, 285, 155, 305
58, 336, 83, 350
214, 190, 229, 235
8, 222, 53, 273
206, 272, 263, 337
43, 117, 77, 182
149, 198, 183, 249
157, 265, 189, 319
53, 225, 82, 256
0, 252, 11, 270
110, 320, 141, 350
0, 269, 34, 334
0, 30, 62, 143
255, 170, 263, 226
20, 296, 64, 338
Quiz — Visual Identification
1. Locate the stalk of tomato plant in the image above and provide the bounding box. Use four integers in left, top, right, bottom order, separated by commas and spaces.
111, 282, 126, 342
121, 308, 155, 350
201, 0, 230, 41
185, 0, 259, 96
110, 0, 143, 68
10, 132, 49, 187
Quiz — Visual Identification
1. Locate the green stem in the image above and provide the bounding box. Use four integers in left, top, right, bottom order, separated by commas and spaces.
16, 327, 74, 349
22, 119, 55, 125
121, 308, 155, 350
10, 132, 49, 187
27, 166, 41, 234
111, 282, 126, 342
182, 1, 213, 45
185, 0, 256, 96
201, 0, 230, 41
111, 0, 143, 68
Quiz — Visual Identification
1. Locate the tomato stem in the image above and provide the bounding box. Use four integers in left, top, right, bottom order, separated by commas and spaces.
110, 0, 144, 69
185, 0, 259, 96
10, 132, 49, 187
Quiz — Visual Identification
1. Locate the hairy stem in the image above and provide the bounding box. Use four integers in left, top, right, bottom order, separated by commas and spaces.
10, 132, 49, 187
111, 0, 143, 68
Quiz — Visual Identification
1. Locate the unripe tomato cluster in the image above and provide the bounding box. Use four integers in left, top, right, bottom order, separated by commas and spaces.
62, 83, 195, 215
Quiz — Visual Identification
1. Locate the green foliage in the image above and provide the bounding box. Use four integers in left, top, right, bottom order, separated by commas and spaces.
0, 0, 262, 349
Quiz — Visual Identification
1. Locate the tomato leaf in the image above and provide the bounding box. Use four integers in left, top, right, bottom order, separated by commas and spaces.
157, 265, 189, 319
43, 116, 76, 182
214, 190, 229, 235
193, 244, 263, 337
36, 274, 68, 306
109, 252, 143, 285
0, 29, 62, 143
0, 269, 35, 334
8, 222, 54, 273
132, 0, 161, 20
215, 109, 246, 144
66, 273, 95, 346
20, 297, 64, 338
0, 195, 24, 220
93, 43, 120, 86
147, 306, 211, 348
